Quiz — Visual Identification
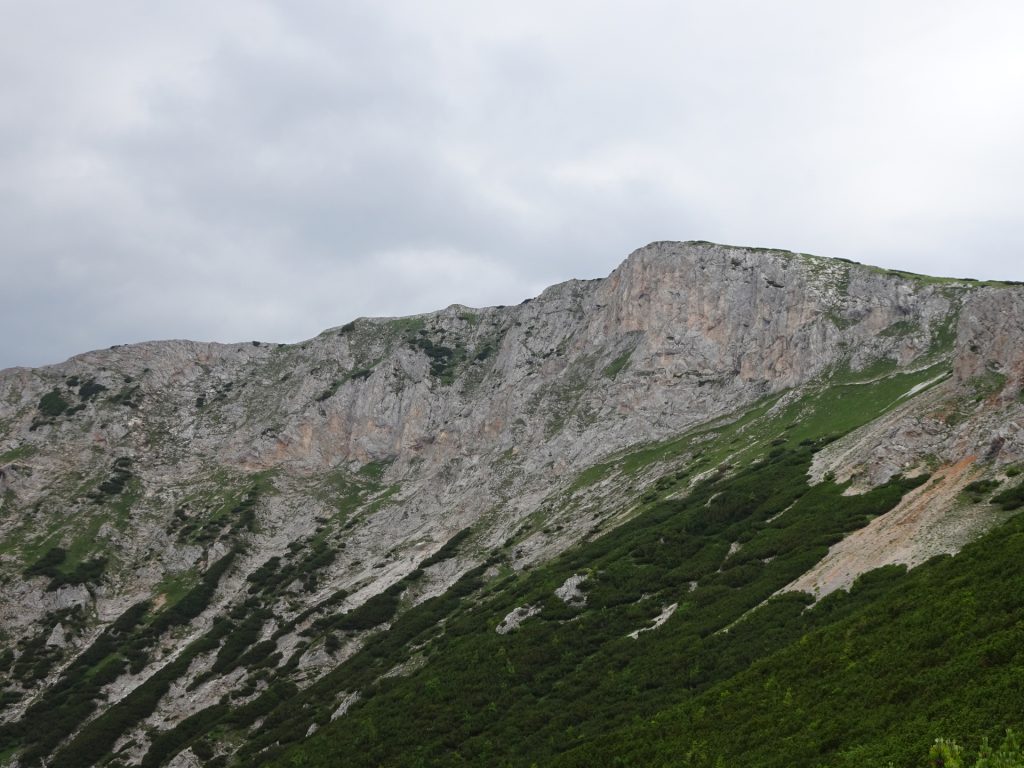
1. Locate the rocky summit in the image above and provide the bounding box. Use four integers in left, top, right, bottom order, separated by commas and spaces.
2, 241, 1024, 767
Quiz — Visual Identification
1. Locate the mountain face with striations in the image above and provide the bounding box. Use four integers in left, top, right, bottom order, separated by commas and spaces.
2, 241, 1024, 767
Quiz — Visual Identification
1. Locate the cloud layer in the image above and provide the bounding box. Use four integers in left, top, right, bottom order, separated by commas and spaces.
3, 1, 1023, 368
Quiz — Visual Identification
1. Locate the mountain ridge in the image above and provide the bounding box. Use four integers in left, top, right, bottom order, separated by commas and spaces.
2, 241, 1023, 766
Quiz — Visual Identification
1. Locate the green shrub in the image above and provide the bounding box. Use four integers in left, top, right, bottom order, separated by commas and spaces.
109, 384, 142, 408
46, 556, 107, 591
38, 389, 69, 417
412, 337, 464, 383
929, 730, 1024, 767
23, 546, 67, 579
964, 479, 1002, 503
77, 379, 107, 402
334, 588, 402, 632
421, 528, 473, 568
992, 482, 1024, 511
88, 458, 134, 502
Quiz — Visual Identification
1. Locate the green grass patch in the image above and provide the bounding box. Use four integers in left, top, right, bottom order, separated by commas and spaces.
365, 484, 401, 515
156, 571, 200, 607
970, 368, 1008, 401
0, 444, 37, 463
358, 459, 393, 482
879, 320, 921, 338
930, 306, 961, 355
387, 317, 427, 336
567, 461, 615, 494
777, 364, 949, 448
602, 352, 632, 379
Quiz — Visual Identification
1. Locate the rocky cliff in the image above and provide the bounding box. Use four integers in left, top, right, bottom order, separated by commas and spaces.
2, 241, 1023, 766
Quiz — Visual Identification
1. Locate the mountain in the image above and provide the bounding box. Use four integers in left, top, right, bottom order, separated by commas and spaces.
1, 241, 1023, 767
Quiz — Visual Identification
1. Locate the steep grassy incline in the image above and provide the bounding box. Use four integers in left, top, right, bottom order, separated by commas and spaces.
243, 367, 1022, 768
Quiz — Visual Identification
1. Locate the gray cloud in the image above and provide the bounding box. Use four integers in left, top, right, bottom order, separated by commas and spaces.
2, 1, 1023, 368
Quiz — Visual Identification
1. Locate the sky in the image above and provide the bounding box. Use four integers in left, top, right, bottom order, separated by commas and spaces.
2, 1, 1024, 369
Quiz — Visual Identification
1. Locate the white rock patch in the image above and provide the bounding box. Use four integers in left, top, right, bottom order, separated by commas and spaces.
554, 573, 588, 605
332, 692, 361, 721
628, 603, 678, 639
496, 604, 542, 634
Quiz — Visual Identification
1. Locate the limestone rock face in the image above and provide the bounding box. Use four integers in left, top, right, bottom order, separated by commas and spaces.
954, 288, 1024, 387
1, 241, 1023, 759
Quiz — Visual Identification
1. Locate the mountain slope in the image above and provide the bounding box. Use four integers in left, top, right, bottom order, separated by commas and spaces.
1, 241, 1023, 766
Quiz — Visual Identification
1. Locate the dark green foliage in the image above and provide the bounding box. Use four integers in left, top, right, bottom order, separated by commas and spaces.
145, 549, 239, 639
927, 730, 1024, 768
88, 457, 133, 502
964, 478, 1001, 502
420, 528, 473, 568
38, 388, 69, 417
8, 631, 63, 686
223, 681, 300, 731
993, 482, 1024, 511
22, 547, 105, 593
46, 556, 107, 591
44, 552, 239, 768
228, 490, 260, 534
474, 343, 496, 362
77, 378, 107, 401
141, 704, 229, 768
315, 382, 341, 402
551, 511, 1024, 768
209, 612, 268, 675
236, 567, 486, 762
175, 480, 266, 544
234, 639, 280, 671
293, 540, 336, 593
314, 582, 405, 634
23, 546, 67, 580
412, 337, 465, 384
0, 601, 149, 763
246, 556, 281, 594
2, 582, 219, 763
339, 321, 356, 333
335, 589, 401, 631
109, 383, 142, 408
52, 619, 234, 768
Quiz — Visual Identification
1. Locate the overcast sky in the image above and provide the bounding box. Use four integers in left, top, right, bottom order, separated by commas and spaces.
2, 1, 1023, 369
